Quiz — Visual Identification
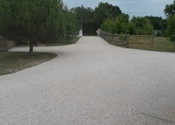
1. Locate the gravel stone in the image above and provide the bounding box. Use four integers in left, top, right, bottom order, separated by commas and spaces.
0, 36, 175, 125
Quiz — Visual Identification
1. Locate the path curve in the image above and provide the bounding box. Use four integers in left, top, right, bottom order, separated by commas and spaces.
0, 36, 175, 125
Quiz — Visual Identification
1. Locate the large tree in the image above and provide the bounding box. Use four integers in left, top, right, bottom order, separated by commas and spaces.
71, 6, 95, 35
164, 0, 175, 18
63, 6, 80, 42
94, 2, 122, 30
101, 13, 130, 34
166, 16, 175, 48
145, 16, 164, 30
131, 17, 154, 35
0, 0, 63, 55
164, 1, 175, 49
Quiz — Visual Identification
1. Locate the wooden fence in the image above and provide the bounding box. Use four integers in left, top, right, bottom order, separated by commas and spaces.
100, 29, 154, 49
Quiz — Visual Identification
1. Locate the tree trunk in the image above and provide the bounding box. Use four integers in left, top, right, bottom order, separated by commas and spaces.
29, 40, 34, 55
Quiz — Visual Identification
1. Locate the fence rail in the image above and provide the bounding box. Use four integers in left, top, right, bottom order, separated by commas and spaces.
99, 29, 154, 49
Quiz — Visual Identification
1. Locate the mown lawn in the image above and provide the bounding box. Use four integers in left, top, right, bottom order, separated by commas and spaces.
0, 37, 79, 76
111, 36, 175, 52
152, 37, 175, 52
0, 52, 56, 76
128, 37, 175, 52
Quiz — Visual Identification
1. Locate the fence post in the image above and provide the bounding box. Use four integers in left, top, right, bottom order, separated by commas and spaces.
151, 34, 154, 50
126, 34, 129, 48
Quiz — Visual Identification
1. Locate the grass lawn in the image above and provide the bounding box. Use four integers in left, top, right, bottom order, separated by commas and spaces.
0, 37, 79, 76
111, 36, 175, 52
128, 37, 175, 52
0, 52, 57, 76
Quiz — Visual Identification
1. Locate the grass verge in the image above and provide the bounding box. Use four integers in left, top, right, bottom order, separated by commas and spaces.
0, 52, 57, 76
128, 37, 175, 52
110, 37, 175, 52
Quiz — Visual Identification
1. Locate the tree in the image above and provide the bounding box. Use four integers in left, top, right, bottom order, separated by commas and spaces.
128, 22, 136, 35
131, 17, 154, 35
101, 13, 136, 34
145, 16, 164, 30
71, 6, 95, 35
166, 16, 175, 49
143, 22, 154, 35
101, 19, 114, 33
0, 0, 64, 55
164, 0, 175, 49
164, 0, 175, 18
63, 6, 80, 42
94, 2, 122, 30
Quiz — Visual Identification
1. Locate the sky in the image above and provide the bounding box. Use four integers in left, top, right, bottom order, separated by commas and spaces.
63, 0, 173, 19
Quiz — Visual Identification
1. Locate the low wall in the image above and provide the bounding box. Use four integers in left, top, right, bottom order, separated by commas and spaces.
0, 36, 16, 51
7, 40, 16, 50
0, 36, 7, 52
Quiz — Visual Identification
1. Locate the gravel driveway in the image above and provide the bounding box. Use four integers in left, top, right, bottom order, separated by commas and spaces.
0, 36, 175, 125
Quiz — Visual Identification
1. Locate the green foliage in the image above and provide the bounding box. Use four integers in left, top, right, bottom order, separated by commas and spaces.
62, 6, 80, 42
143, 22, 154, 35
164, 0, 175, 18
0, 0, 64, 54
101, 13, 130, 34
145, 16, 165, 30
131, 17, 147, 28
166, 16, 175, 42
101, 19, 113, 33
164, 1, 175, 49
71, 6, 95, 35
94, 2, 122, 30
101, 15, 154, 35
131, 17, 154, 35
128, 22, 136, 34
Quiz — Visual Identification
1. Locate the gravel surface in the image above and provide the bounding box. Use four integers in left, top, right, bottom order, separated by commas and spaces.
0, 36, 175, 125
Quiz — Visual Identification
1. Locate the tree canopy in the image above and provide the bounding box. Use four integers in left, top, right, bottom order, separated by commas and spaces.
101, 13, 130, 34
101, 15, 154, 35
94, 2, 122, 30
71, 6, 95, 35
164, 0, 175, 48
0, 0, 65, 55
62, 6, 80, 42
0, 1, 174, 52
0, 0, 80, 54
164, 0, 175, 18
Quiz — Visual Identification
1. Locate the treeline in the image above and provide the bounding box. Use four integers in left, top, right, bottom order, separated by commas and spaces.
101, 15, 167, 35
0, 0, 175, 54
74, 1, 175, 48
165, 0, 175, 47
0, 0, 81, 54
71, 2, 166, 36
71, 2, 122, 35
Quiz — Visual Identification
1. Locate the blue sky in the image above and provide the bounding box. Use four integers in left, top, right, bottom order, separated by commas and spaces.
63, 0, 173, 18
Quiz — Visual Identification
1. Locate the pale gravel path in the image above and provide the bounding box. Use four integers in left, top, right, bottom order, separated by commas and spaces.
0, 36, 175, 125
